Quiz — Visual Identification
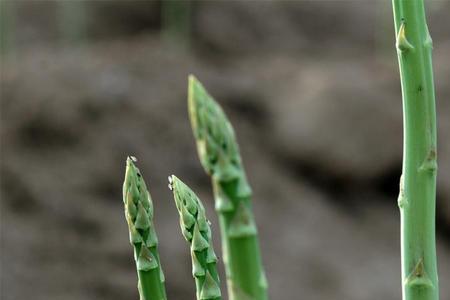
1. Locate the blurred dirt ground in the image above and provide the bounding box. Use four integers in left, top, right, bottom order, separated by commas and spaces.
1, 1, 450, 300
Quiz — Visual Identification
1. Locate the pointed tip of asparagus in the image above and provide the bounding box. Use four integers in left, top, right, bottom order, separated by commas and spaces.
122, 158, 166, 298
123, 157, 154, 228
188, 73, 198, 86
168, 175, 188, 195
168, 174, 174, 191
168, 174, 185, 196
125, 156, 139, 180
187, 75, 244, 182
128, 155, 138, 162
169, 175, 221, 296
187, 74, 204, 141
187, 74, 213, 130
169, 175, 209, 234
168, 175, 195, 211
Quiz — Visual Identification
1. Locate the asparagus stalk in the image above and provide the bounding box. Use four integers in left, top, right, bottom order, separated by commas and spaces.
187, 76, 268, 300
392, 1, 439, 300
123, 157, 167, 300
169, 175, 222, 300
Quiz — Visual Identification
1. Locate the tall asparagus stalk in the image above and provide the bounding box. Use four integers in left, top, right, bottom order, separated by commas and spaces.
392, 1, 439, 300
169, 175, 222, 300
123, 157, 167, 300
188, 76, 268, 300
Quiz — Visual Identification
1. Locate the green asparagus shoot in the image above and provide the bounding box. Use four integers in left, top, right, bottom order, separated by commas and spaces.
188, 75, 268, 300
169, 175, 221, 300
123, 157, 167, 300
392, 1, 439, 299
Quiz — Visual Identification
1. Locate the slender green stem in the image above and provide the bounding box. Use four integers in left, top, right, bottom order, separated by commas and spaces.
161, 0, 191, 49
392, 1, 439, 300
188, 76, 268, 300
123, 157, 167, 300
169, 175, 222, 300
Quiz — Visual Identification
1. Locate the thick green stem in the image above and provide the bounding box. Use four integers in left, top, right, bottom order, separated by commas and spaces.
215, 181, 267, 300
392, 1, 439, 300
188, 76, 268, 300
170, 175, 222, 300
123, 157, 167, 300
136, 248, 166, 300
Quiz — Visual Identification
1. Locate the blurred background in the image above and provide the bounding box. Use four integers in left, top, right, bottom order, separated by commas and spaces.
1, 1, 450, 299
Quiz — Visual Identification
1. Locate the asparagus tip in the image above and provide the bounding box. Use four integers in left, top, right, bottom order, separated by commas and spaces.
169, 175, 222, 299
187, 75, 245, 182
168, 174, 175, 191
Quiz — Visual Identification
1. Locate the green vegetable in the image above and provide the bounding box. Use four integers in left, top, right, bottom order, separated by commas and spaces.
392, 1, 439, 300
169, 175, 222, 300
123, 157, 167, 300
187, 76, 268, 300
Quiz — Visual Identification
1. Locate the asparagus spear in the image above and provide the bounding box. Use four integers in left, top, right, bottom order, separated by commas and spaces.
187, 76, 268, 300
392, 1, 439, 300
123, 157, 167, 300
169, 175, 222, 300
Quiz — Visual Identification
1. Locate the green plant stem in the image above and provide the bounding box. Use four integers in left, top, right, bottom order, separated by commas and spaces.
123, 157, 167, 300
219, 181, 267, 300
392, 1, 439, 300
169, 175, 221, 300
161, 0, 191, 49
188, 76, 268, 300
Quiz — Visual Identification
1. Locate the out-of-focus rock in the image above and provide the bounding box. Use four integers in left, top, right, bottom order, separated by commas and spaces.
194, 1, 376, 55
268, 59, 403, 180
266, 43, 450, 230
